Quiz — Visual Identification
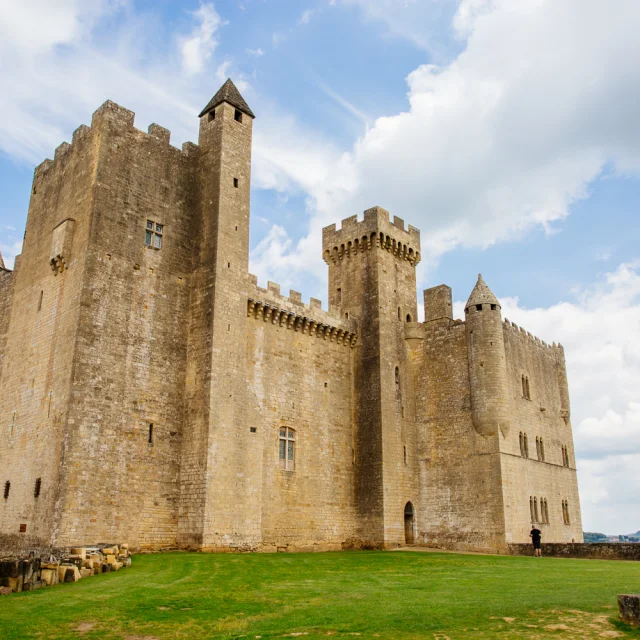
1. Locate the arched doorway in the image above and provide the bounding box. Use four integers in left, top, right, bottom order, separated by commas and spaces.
404, 502, 415, 544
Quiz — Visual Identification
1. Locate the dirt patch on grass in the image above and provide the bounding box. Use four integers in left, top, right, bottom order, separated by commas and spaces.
74, 622, 95, 634
488, 609, 626, 639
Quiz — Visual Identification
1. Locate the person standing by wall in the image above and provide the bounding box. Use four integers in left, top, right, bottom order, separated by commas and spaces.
530, 526, 542, 557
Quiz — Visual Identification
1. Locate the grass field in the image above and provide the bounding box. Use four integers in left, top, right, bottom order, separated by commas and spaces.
1, 550, 639, 639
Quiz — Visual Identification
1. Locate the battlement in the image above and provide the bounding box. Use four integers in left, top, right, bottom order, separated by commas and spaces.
322, 206, 421, 266
248, 275, 358, 347
503, 318, 563, 356
33, 100, 199, 182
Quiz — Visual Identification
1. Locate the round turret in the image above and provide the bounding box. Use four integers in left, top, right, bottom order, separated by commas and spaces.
465, 275, 510, 437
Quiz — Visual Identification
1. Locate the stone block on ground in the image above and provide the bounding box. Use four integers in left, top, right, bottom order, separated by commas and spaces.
70, 548, 87, 560
41, 568, 59, 586
79, 568, 92, 579
619, 594, 640, 627
0, 586, 12, 596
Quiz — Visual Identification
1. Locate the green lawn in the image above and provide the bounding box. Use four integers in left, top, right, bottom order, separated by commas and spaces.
1, 550, 639, 639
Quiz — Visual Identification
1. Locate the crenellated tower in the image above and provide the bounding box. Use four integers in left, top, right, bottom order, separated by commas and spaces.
323, 207, 421, 547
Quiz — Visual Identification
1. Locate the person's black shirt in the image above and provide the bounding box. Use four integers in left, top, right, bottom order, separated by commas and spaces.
530, 528, 541, 542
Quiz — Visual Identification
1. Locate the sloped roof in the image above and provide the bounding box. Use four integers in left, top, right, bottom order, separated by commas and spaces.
465, 274, 499, 310
198, 78, 255, 119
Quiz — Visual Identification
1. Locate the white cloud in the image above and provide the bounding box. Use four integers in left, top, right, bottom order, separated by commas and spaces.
484, 261, 640, 534
246, 47, 264, 57
180, 3, 225, 75
298, 9, 315, 25
263, 0, 640, 292
0, 239, 24, 270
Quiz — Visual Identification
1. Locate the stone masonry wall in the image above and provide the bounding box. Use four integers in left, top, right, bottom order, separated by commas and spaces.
414, 317, 507, 552
53, 103, 197, 549
0, 125, 100, 547
0, 269, 15, 383
245, 281, 356, 550
508, 543, 640, 560
501, 321, 583, 544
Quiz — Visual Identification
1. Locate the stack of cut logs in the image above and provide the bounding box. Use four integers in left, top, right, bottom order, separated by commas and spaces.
0, 543, 131, 594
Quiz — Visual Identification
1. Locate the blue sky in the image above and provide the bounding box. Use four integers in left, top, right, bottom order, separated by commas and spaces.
1, 0, 639, 534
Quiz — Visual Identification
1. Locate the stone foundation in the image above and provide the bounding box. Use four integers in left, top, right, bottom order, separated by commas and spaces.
508, 543, 640, 561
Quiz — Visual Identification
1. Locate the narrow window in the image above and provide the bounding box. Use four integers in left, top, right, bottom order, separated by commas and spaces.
145, 220, 163, 249
529, 497, 534, 522
34, 478, 41, 498
525, 377, 531, 400
544, 499, 549, 523
519, 432, 524, 456
406, 314, 412, 322
476, 304, 483, 311
403, 445, 407, 466
395, 367, 400, 394
208, 109, 215, 122
233, 178, 239, 188
37, 290, 43, 311
279, 427, 295, 471
490, 304, 497, 311
523, 433, 529, 458
521, 375, 526, 397
398, 307, 401, 320
534, 497, 539, 523
565, 501, 570, 525
336, 288, 342, 304
536, 437, 540, 460
540, 438, 545, 462
148, 423, 153, 444
234, 109, 243, 123
3, 481, 9, 500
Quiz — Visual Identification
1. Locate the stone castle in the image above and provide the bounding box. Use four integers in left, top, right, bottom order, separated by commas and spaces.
0, 80, 582, 553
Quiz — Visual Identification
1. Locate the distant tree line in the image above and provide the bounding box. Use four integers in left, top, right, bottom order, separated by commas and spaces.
583, 531, 640, 543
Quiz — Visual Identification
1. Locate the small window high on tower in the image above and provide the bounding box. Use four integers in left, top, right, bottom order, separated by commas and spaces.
234, 109, 243, 123
145, 220, 163, 249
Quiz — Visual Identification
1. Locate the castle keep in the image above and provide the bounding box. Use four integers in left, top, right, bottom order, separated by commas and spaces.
0, 80, 582, 553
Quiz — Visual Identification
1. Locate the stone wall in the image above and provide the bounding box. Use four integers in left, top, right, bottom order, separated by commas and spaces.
0, 121, 100, 547
414, 315, 507, 552
501, 322, 583, 544
245, 281, 356, 550
508, 543, 640, 561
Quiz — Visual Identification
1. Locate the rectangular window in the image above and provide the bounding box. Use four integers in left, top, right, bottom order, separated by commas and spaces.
234, 178, 239, 188
279, 427, 295, 471
234, 109, 243, 123
145, 220, 163, 249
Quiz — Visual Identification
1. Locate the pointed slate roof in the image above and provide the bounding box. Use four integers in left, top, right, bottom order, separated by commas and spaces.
465, 274, 499, 310
198, 78, 255, 119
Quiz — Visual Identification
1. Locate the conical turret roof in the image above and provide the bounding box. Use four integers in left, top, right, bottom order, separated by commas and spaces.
0, 250, 5, 270
465, 274, 499, 310
198, 78, 255, 119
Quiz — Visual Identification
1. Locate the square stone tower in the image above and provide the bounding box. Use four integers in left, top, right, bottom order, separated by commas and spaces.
322, 208, 422, 547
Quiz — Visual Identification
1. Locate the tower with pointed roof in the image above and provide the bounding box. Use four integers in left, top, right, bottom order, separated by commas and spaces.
465, 274, 510, 438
